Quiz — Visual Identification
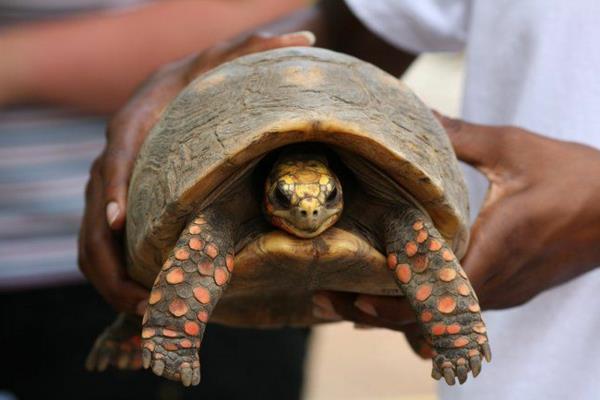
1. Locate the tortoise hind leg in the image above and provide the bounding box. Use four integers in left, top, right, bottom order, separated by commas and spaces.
384, 205, 490, 385
141, 209, 235, 386
86, 313, 143, 371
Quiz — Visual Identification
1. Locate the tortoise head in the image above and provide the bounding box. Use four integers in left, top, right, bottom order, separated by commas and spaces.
263, 151, 343, 238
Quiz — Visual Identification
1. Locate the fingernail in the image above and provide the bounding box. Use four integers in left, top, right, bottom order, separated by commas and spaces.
282, 30, 316, 46
136, 300, 147, 316
106, 201, 120, 227
313, 306, 342, 321
312, 294, 341, 320
354, 323, 375, 330
354, 298, 378, 317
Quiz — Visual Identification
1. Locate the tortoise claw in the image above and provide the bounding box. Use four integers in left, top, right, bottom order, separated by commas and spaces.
443, 367, 456, 385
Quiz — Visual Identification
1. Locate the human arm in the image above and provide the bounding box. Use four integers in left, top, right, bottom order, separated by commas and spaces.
0, 0, 305, 113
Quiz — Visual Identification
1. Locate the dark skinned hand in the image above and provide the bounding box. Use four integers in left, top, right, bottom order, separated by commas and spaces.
78, 31, 316, 315
313, 113, 600, 339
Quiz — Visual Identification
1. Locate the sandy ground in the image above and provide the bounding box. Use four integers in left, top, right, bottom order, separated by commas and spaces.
303, 53, 465, 400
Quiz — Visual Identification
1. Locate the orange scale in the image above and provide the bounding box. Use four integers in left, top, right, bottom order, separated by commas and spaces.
441, 249, 455, 261
168, 299, 189, 317
429, 240, 442, 251
162, 329, 178, 338
193, 286, 211, 304
405, 241, 418, 257
197, 310, 209, 323
468, 302, 481, 313
431, 324, 446, 336
149, 290, 162, 305
457, 283, 470, 296
416, 230, 428, 243
447, 323, 461, 334
453, 336, 469, 348
184, 321, 200, 336
141, 328, 155, 339
225, 255, 235, 272
166, 268, 185, 284
387, 254, 398, 270
189, 225, 202, 234
437, 296, 457, 314
205, 244, 219, 259
438, 268, 457, 282
189, 238, 204, 251
412, 255, 429, 272
415, 284, 433, 301
412, 220, 424, 231
420, 310, 433, 323
214, 267, 229, 286
175, 249, 190, 261
395, 264, 412, 284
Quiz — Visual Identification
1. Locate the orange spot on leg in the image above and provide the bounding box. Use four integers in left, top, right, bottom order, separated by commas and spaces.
415, 284, 433, 301
162, 329, 178, 338
189, 225, 201, 234
225, 254, 234, 272
168, 299, 189, 317
205, 244, 218, 259
431, 324, 446, 336
438, 268, 457, 282
405, 241, 418, 257
141, 328, 155, 339
442, 249, 455, 261
189, 238, 204, 251
387, 254, 398, 270
447, 323, 461, 334
476, 335, 487, 344
416, 230, 428, 243
214, 267, 229, 286
429, 240, 442, 251
180, 339, 193, 349
166, 268, 185, 284
457, 283, 470, 296
412, 220, 424, 231
473, 323, 487, 334
198, 261, 214, 275
412, 255, 429, 272
184, 321, 200, 336
162, 259, 173, 270
468, 302, 481, 313
437, 296, 457, 314
395, 264, 412, 284
193, 286, 211, 304
421, 311, 433, 323
175, 249, 189, 261
197, 311, 209, 323
149, 290, 162, 305
453, 336, 469, 348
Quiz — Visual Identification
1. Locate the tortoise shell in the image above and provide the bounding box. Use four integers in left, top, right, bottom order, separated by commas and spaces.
126, 47, 469, 326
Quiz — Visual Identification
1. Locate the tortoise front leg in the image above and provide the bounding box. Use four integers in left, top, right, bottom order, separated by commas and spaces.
384, 206, 491, 385
141, 209, 235, 386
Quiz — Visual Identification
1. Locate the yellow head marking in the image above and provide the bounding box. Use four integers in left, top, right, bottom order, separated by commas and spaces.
264, 154, 343, 238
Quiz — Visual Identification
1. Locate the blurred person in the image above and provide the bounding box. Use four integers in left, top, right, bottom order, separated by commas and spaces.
87, 0, 600, 399
0, 1, 310, 399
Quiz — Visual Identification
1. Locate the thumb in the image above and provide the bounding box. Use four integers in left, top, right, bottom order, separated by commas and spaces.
432, 110, 503, 170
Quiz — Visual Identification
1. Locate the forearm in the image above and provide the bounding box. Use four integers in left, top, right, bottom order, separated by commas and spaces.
0, 0, 305, 113
252, 0, 417, 78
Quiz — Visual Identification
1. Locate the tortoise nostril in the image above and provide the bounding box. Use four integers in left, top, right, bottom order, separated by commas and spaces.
300, 210, 307, 217
313, 210, 318, 216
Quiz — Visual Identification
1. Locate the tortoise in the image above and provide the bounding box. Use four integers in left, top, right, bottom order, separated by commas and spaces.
86, 47, 490, 387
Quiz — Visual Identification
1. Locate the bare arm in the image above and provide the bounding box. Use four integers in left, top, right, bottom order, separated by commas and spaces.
0, 0, 305, 113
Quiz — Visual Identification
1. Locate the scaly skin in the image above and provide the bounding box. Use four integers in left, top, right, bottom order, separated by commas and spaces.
86, 313, 143, 371
385, 206, 490, 385
141, 210, 234, 386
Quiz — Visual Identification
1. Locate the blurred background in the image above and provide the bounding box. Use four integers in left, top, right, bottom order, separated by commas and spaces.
0, 1, 463, 399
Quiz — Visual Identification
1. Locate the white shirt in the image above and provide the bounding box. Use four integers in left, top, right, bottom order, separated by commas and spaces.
346, 1, 600, 399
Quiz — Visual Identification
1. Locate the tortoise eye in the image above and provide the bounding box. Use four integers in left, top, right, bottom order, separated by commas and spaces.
326, 187, 338, 204
274, 186, 291, 208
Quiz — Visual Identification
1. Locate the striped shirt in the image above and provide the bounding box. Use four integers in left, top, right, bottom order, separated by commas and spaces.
0, 108, 105, 289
